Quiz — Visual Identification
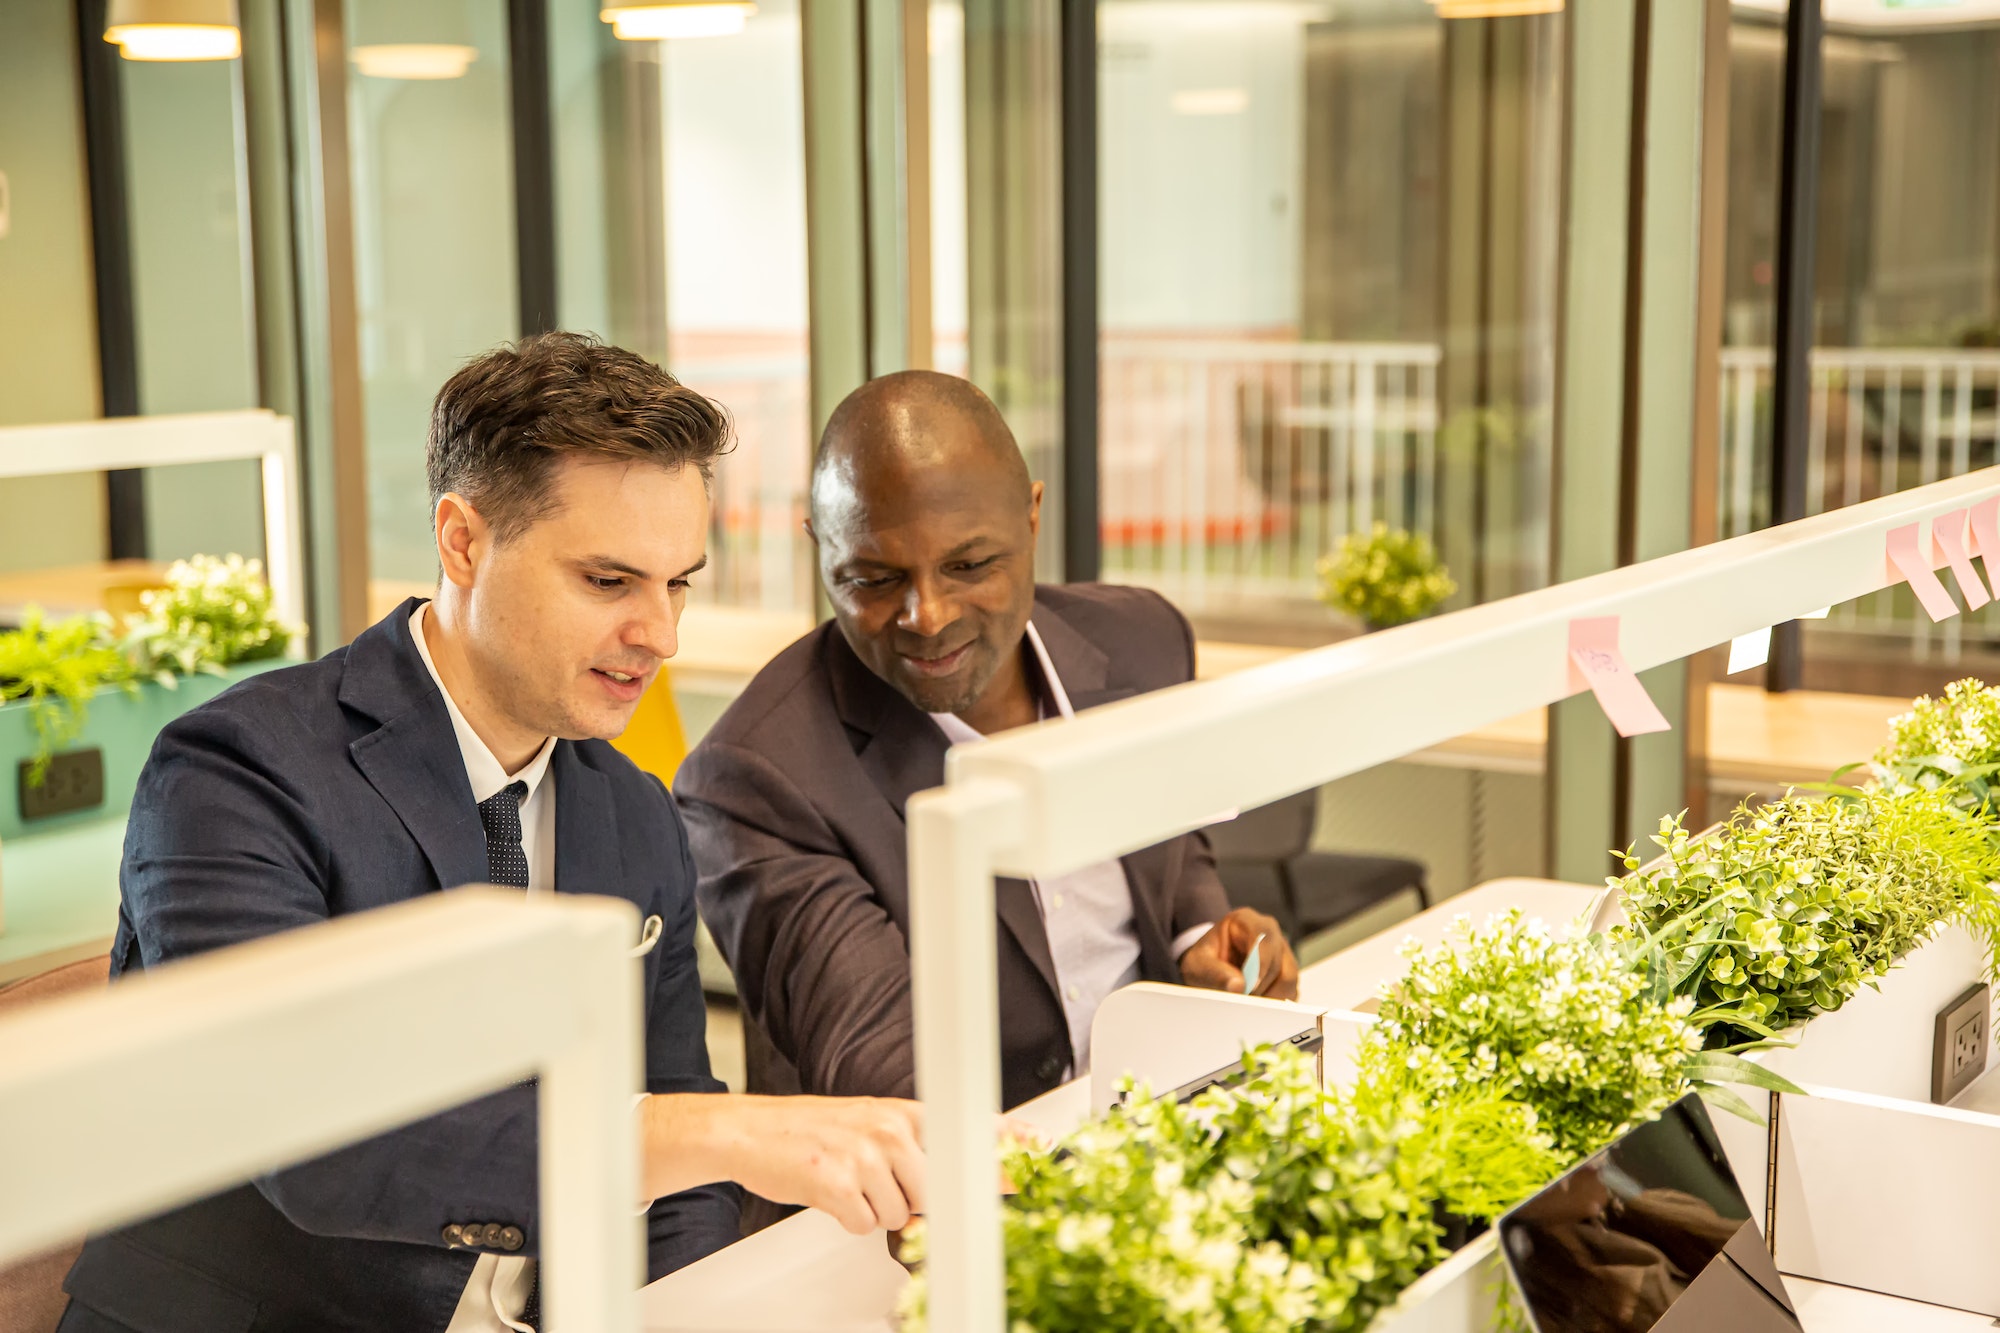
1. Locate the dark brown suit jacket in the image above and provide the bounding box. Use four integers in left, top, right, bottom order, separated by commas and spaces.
677, 583, 1231, 1111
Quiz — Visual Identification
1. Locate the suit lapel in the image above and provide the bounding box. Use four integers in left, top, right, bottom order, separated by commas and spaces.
552, 744, 622, 898
823, 626, 1064, 1000
340, 601, 488, 892
824, 628, 951, 821
1031, 597, 1173, 971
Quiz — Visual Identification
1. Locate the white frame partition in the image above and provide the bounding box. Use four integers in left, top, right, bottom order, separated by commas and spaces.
908, 466, 2000, 1331
0, 410, 307, 631
0, 889, 643, 1333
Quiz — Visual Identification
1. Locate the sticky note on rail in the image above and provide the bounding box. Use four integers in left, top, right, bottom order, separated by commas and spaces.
1886, 522, 1959, 622
1568, 617, 1670, 738
1970, 497, 2000, 590
1932, 508, 1991, 610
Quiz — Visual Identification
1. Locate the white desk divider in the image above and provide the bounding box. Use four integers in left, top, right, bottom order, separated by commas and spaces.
0, 410, 307, 632
0, 888, 642, 1333
1085, 982, 1324, 1113
906, 466, 2000, 1332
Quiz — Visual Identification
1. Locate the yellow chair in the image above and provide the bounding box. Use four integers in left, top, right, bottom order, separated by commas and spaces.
610, 665, 691, 784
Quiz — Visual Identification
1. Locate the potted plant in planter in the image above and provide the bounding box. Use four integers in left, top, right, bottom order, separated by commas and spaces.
1316, 525, 1457, 632
1612, 785, 2000, 1047
0, 554, 301, 840
893, 910, 1787, 1333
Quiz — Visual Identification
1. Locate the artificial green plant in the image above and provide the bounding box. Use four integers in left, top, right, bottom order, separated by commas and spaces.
1316, 523, 1457, 630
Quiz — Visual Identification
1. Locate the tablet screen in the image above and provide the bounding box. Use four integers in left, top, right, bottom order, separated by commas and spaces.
1497, 1094, 1801, 1333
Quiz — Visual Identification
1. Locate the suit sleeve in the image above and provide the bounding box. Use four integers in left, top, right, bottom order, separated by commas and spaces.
677, 741, 919, 1100
642, 788, 743, 1278
119, 707, 542, 1250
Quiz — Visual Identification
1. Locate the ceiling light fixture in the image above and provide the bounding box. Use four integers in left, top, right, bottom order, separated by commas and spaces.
351, 44, 479, 79
1170, 87, 1250, 116
1429, 0, 1564, 17
600, 3, 757, 40
104, 0, 241, 60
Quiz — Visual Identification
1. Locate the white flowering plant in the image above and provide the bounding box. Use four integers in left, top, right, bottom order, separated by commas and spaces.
1873, 679, 2000, 820
119, 554, 299, 684
1363, 910, 1789, 1158
894, 910, 1799, 1331
896, 1044, 1563, 1333
1616, 788, 2000, 1041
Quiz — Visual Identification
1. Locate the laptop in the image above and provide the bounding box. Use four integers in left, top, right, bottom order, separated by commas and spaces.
1497, 1093, 1802, 1333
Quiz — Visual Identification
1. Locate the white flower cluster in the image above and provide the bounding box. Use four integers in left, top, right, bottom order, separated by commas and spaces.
1368, 910, 1702, 1158
1882, 678, 2000, 771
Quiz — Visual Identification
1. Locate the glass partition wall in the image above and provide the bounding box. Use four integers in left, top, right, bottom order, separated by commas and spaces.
1721, 0, 2000, 692
347, 0, 815, 616
345, 0, 519, 599
1094, 0, 1566, 644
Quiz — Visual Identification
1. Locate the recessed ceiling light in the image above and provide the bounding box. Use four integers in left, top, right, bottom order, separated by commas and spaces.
600, 3, 757, 40
104, 0, 241, 61
352, 44, 479, 80
1171, 88, 1250, 116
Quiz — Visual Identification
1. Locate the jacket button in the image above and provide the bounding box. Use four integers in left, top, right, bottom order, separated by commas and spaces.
499, 1226, 525, 1252
1035, 1056, 1061, 1082
481, 1223, 505, 1248
442, 1224, 464, 1247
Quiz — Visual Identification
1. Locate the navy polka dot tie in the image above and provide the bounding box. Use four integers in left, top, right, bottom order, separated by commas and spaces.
478, 781, 531, 889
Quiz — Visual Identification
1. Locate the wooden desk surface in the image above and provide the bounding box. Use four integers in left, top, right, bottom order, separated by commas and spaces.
0, 560, 168, 624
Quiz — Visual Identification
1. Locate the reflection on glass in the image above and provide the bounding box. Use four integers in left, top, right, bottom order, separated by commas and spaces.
658, 0, 811, 611
120, 54, 265, 563
1096, 0, 1563, 639
1723, 1, 2000, 680
345, 0, 517, 588
549, 1, 811, 613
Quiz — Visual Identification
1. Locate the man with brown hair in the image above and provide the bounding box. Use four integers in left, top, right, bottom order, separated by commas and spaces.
59, 334, 926, 1333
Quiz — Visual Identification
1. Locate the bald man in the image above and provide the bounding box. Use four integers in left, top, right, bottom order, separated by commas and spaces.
676, 371, 1297, 1127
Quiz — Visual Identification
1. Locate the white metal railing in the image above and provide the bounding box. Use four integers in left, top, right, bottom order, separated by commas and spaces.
0, 889, 643, 1331
0, 410, 306, 632
906, 466, 2000, 1330
1100, 337, 1444, 607
1720, 345, 2000, 656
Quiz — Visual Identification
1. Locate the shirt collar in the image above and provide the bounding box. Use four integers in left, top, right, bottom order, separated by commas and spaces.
930, 620, 1072, 745
410, 604, 557, 806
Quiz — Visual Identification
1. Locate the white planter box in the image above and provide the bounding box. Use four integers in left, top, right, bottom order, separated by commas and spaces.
1710, 922, 2000, 1317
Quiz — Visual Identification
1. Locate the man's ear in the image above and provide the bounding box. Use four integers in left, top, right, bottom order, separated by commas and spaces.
1027, 480, 1045, 539
434, 493, 487, 590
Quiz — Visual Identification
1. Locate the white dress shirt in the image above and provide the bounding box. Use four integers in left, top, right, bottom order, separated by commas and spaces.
931, 621, 1215, 1077
412, 605, 556, 1333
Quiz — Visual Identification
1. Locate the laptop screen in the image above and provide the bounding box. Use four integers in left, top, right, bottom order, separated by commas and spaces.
1497, 1093, 1802, 1333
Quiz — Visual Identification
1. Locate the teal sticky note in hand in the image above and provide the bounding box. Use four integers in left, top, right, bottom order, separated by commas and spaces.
1242, 932, 1267, 995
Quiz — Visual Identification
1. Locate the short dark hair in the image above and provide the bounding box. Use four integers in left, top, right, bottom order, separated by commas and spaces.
427, 331, 732, 541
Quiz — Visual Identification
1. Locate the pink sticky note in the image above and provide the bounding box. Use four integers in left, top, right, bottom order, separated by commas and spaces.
1568, 617, 1671, 738
1932, 509, 1991, 610
1887, 522, 1960, 622
1970, 496, 2000, 587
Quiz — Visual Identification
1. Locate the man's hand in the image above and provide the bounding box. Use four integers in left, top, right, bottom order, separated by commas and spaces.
1178, 907, 1300, 1001
643, 1093, 926, 1235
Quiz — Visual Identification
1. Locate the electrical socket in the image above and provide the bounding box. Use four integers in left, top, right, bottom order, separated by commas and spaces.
16, 748, 106, 822
1932, 982, 1990, 1104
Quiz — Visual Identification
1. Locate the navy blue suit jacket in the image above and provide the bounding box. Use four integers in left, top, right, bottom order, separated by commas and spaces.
59, 600, 739, 1333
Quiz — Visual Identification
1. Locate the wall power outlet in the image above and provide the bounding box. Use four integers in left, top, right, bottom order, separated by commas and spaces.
16, 748, 105, 822
1932, 982, 1990, 1105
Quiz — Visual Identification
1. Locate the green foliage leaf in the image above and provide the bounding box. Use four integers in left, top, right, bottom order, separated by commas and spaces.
1314, 524, 1457, 629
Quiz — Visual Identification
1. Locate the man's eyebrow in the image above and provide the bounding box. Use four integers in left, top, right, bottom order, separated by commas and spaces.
673, 554, 709, 580
574, 556, 654, 580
